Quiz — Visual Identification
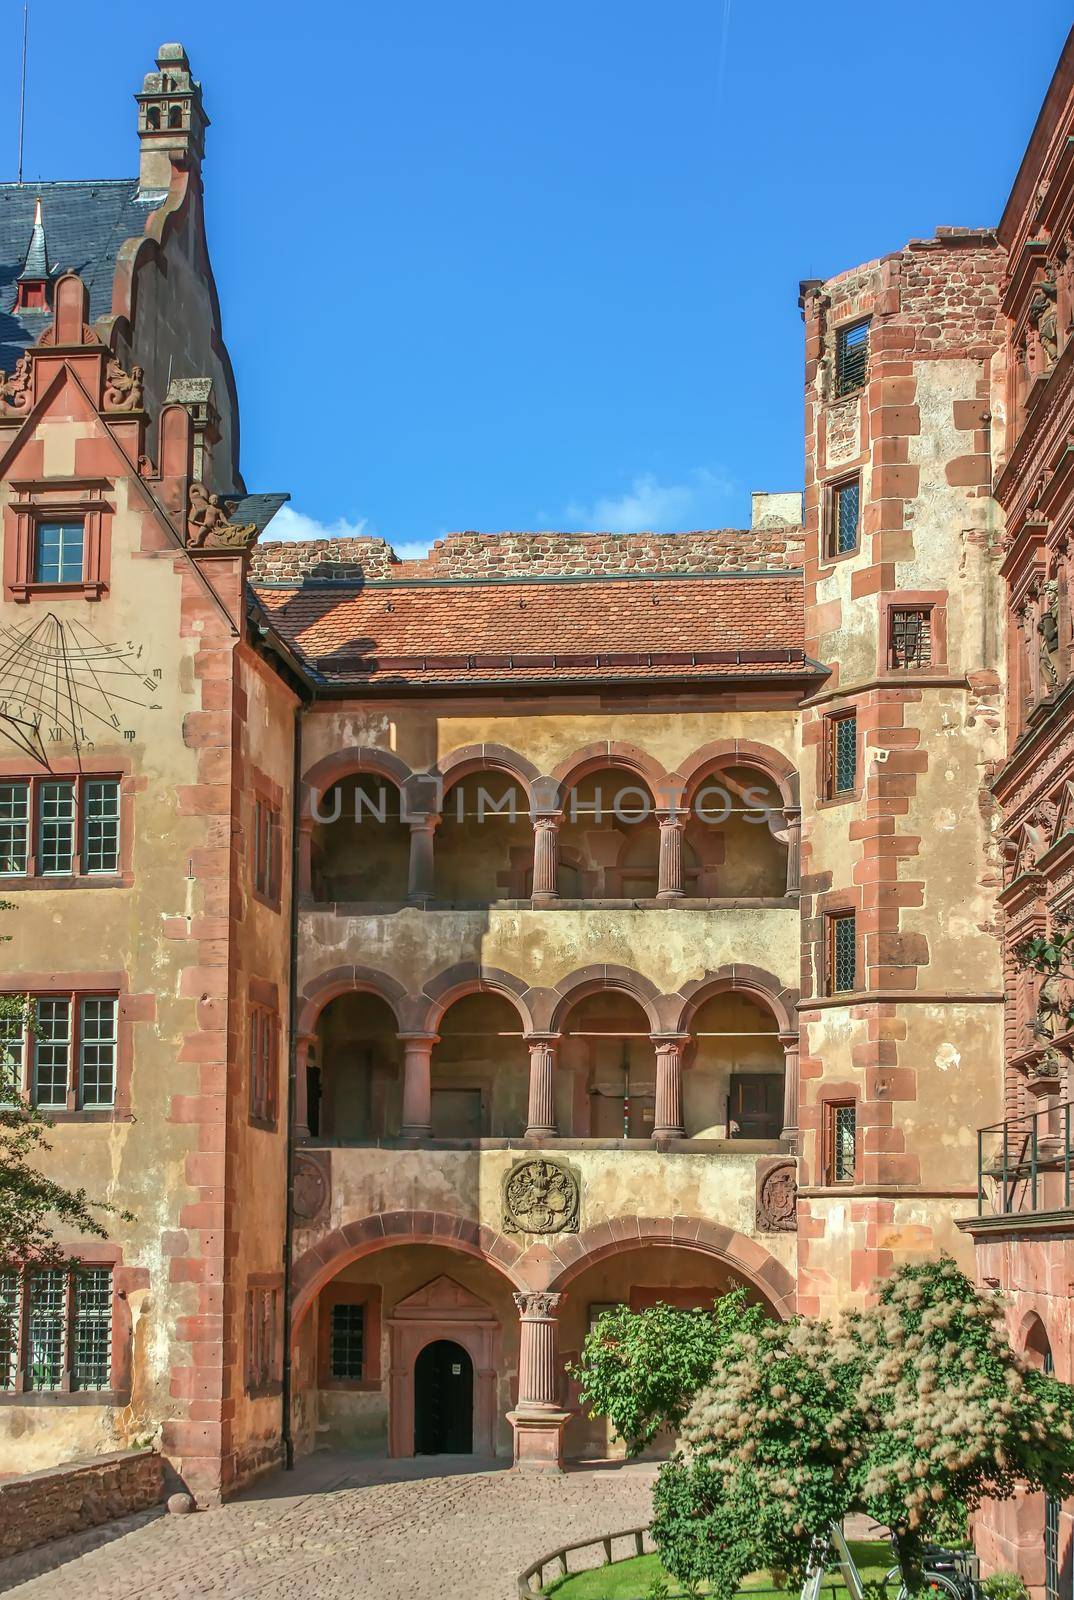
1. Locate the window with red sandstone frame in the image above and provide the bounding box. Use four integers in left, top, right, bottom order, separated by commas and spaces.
0, 1264, 113, 1393
244, 1285, 279, 1395
248, 1004, 279, 1128
0, 775, 120, 878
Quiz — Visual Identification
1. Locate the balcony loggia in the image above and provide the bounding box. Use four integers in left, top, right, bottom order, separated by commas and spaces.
304, 758, 799, 910
301, 984, 794, 1148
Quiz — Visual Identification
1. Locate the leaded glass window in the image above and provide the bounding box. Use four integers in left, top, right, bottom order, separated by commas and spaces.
830, 913, 857, 994
828, 1103, 857, 1184
829, 714, 857, 795
834, 479, 860, 554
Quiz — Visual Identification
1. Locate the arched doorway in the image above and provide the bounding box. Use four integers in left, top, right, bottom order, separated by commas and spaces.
414, 1339, 474, 1454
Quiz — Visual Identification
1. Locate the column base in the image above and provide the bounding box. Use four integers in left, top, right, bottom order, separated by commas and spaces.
654, 891, 684, 908
652, 1127, 685, 1141
507, 1408, 572, 1470
530, 893, 560, 909
524, 1124, 558, 1140
400, 1124, 431, 1139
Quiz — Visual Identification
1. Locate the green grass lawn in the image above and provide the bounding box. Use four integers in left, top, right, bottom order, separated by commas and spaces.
544, 1539, 893, 1600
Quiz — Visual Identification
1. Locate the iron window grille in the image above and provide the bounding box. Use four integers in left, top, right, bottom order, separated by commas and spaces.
826, 1102, 857, 1184
0, 1265, 112, 1393
245, 1286, 278, 1392
33, 520, 85, 585
889, 607, 932, 668
0, 775, 120, 878
835, 320, 870, 395
329, 1302, 365, 1381
249, 1005, 278, 1127
827, 713, 858, 796
831, 477, 861, 556
829, 912, 857, 994
0, 993, 118, 1110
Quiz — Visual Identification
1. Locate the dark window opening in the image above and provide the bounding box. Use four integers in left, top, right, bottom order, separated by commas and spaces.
889, 607, 933, 668
836, 320, 870, 395
329, 1302, 365, 1380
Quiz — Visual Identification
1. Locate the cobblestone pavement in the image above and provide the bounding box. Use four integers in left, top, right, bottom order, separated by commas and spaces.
1, 1453, 658, 1599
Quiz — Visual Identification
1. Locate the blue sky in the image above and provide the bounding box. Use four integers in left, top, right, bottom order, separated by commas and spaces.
3, 1, 1071, 553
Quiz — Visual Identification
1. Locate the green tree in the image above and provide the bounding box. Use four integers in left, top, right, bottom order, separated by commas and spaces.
570, 1287, 767, 1456
649, 1260, 1074, 1600
0, 900, 128, 1265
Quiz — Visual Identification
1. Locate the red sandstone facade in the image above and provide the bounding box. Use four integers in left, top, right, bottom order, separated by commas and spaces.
0, 31, 1070, 1600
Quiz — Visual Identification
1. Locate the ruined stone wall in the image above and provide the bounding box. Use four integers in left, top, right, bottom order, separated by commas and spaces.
797, 233, 1008, 1316
250, 525, 805, 586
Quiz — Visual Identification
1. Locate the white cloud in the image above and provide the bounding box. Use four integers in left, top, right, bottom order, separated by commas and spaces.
563, 467, 737, 534
268, 505, 431, 560
269, 505, 370, 543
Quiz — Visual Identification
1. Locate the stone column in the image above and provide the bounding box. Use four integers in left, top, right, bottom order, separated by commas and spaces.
407, 814, 439, 905
508, 1290, 571, 1469
782, 808, 801, 895
399, 1033, 437, 1138
292, 1032, 314, 1141
524, 1035, 559, 1138
652, 1035, 687, 1140
779, 1030, 800, 1148
531, 813, 560, 904
656, 810, 685, 904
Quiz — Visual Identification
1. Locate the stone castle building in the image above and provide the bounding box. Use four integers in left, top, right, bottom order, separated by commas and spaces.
0, 32, 1071, 1598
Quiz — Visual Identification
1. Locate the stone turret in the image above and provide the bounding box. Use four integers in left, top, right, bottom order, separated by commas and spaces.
135, 43, 209, 193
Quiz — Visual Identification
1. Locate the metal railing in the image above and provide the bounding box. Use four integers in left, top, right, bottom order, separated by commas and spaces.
977, 1100, 1073, 1216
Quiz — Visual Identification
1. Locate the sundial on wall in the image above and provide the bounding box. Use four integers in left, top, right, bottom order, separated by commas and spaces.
0, 613, 163, 768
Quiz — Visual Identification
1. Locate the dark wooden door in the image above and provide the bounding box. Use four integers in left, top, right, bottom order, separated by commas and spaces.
728, 1073, 782, 1139
413, 1339, 474, 1454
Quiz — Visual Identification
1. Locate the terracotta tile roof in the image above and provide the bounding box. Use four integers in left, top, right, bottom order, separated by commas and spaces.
252, 566, 817, 689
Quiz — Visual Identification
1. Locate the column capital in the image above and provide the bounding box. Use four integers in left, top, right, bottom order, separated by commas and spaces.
524, 1032, 562, 1047
656, 808, 686, 827
397, 1031, 439, 1048
532, 810, 562, 827
407, 812, 441, 833
778, 1030, 800, 1050
650, 1032, 689, 1048
513, 1289, 564, 1319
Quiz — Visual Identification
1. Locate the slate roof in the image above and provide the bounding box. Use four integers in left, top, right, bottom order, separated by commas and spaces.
228, 493, 290, 534
252, 569, 820, 689
0, 179, 157, 370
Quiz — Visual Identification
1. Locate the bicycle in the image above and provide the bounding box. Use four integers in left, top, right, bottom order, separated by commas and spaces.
800, 1523, 979, 1600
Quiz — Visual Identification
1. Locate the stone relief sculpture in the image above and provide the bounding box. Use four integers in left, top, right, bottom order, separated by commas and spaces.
0, 352, 33, 413
756, 1160, 798, 1232
1038, 579, 1061, 691
502, 1157, 580, 1235
104, 357, 145, 412
187, 480, 258, 550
